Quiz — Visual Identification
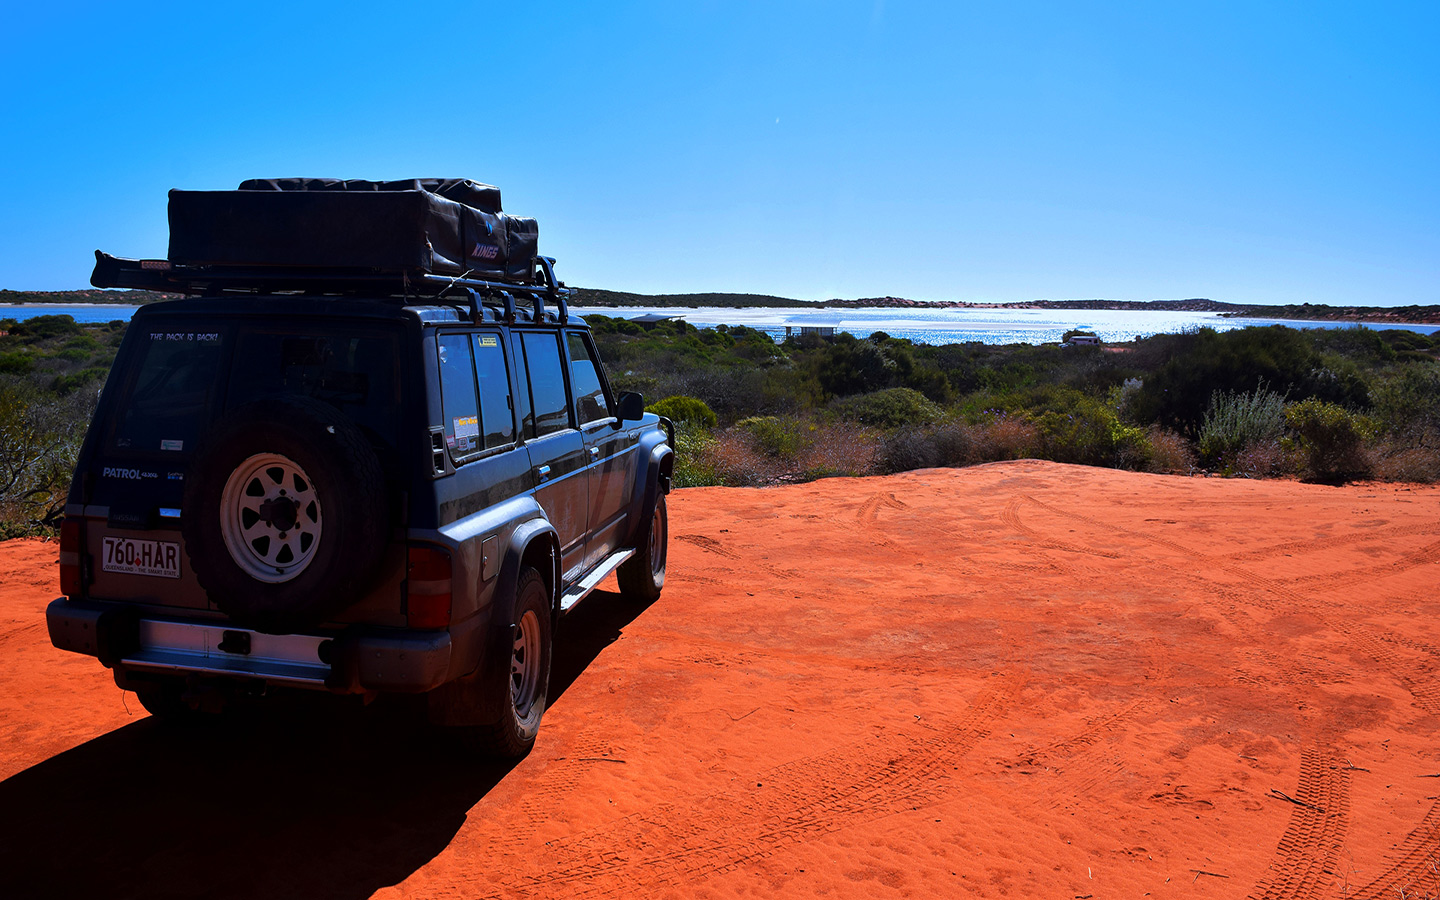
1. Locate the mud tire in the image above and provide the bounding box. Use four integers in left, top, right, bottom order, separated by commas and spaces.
617, 493, 667, 603
470, 567, 552, 759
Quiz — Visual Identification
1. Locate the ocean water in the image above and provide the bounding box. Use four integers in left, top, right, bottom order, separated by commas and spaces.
5, 303, 1437, 346
573, 305, 1440, 346
2, 304, 141, 324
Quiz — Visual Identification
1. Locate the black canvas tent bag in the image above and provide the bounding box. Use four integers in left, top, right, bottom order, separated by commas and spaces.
167, 178, 539, 281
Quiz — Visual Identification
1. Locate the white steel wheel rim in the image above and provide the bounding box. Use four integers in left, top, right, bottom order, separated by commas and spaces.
219, 452, 323, 583
511, 609, 542, 717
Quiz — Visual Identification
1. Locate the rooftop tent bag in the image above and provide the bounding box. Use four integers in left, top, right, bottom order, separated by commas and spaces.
166, 178, 539, 281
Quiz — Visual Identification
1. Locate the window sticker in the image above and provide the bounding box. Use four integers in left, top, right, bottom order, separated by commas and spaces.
478, 335, 498, 348
160, 439, 183, 452
454, 415, 480, 451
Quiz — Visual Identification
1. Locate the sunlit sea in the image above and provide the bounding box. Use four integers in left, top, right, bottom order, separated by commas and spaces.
571, 306, 1440, 345
6, 303, 1437, 346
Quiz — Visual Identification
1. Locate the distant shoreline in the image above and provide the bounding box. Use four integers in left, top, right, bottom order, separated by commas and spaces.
5, 288, 1438, 328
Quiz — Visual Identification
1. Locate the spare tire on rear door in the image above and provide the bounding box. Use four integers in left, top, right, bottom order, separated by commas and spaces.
181, 396, 388, 633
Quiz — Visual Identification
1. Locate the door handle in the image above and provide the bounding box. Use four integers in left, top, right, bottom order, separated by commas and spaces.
536, 465, 551, 482
588, 447, 599, 457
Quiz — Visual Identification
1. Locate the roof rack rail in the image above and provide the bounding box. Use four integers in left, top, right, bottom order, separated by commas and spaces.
90, 251, 570, 318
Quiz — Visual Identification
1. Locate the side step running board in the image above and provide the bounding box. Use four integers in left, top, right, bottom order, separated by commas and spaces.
559, 549, 635, 612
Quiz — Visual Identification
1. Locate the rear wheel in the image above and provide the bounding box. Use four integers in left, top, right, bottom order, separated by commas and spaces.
472, 567, 552, 759
617, 494, 667, 603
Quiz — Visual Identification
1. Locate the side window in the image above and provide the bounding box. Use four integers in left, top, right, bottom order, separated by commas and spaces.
566, 332, 613, 425
438, 333, 481, 457
511, 333, 535, 440
520, 332, 571, 437
472, 332, 514, 449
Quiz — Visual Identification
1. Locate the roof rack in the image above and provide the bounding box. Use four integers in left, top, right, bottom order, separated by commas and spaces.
91, 250, 570, 325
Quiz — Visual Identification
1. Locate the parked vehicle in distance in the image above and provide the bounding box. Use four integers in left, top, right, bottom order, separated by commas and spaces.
47, 179, 673, 757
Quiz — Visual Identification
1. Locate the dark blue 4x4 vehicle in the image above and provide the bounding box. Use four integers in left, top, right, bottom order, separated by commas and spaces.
46, 179, 673, 758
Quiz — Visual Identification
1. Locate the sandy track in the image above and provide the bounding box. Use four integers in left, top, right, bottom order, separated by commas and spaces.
3, 460, 1440, 899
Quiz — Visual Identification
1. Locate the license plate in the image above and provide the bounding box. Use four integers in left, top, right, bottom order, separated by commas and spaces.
101, 536, 182, 579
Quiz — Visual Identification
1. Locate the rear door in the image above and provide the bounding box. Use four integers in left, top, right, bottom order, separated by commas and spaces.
512, 330, 589, 581
87, 324, 229, 608
565, 329, 638, 569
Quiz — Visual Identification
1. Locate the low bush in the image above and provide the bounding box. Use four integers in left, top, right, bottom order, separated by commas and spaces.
798, 422, 879, 479
670, 423, 721, 488
831, 387, 943, 429
880, 423, 974, 473
0, 351, 33, 375
1371, 443, 1440, 484
647, 395, 718, 428
1285, 398, 1374, 482
1197, 384, 1288, 471
1031, 395, 1149, 469
1145, 427, 1196, 474
970, 413, 1039, 462
734, 416, 809, 460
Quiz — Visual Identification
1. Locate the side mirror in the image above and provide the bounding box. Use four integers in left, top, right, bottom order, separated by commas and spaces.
616, 392, 645, 422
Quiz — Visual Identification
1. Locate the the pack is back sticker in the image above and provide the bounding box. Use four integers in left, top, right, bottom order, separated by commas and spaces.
102, 537, 181, 578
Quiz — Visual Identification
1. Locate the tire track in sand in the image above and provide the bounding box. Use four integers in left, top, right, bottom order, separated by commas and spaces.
1000, 498, 1122, 561
485, 673, 1023, 898
1346, 800, 1440, 900
1246, 749, 1350, 900
855, 491, 909, 550
673, 533, 801, 580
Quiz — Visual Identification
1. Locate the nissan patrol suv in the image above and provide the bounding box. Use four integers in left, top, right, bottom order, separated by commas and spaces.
46, 179, 673, 758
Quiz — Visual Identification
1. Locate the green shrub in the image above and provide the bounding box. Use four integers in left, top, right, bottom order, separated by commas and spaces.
10, 314, 82, 341
0, 351, 33, 375
831, 387, 942, 429
734, 416, 807, 459
880, 423, 973, 473
1197, 384, 1288, 469
63, 335, 101, 353
1129, 326, 1368, 432
50, 367, 109, 395
671, 422, 721, 487
1146, 427, 1196, 474
1285, 398, 1374, 482
1028, 395, 1150, 468
1370, 365, 1440, 440
647, 395, 718, 428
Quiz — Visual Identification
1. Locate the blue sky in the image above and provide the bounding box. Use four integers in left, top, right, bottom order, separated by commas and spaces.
1, 1, 1435, 305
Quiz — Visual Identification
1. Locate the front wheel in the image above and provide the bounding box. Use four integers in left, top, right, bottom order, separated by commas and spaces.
617, 494, 667, 603
472, 567, 552, 759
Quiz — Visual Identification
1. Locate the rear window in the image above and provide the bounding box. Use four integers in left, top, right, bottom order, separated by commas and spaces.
228, 329, 402, 446
111, 329, 225, 454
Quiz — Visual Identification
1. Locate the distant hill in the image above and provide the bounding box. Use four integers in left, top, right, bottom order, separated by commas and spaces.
1220, 302, 1440, 325
1, 289, 180, 305
571, 288, 1440, 324
570, 288, 822, 309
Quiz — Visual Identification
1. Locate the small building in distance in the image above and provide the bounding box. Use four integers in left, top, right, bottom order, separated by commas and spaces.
629, 313, 683, 326
784, 325, 836, 338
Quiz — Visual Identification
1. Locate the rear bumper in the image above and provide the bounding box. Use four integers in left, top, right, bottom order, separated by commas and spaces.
47, 598, 455, 693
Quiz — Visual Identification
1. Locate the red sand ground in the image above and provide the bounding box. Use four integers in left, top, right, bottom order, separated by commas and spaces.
3, 460, 1440, 899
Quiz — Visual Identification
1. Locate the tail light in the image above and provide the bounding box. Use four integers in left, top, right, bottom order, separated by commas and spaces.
59, 518, 83, 597
406, 545, 452, 628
